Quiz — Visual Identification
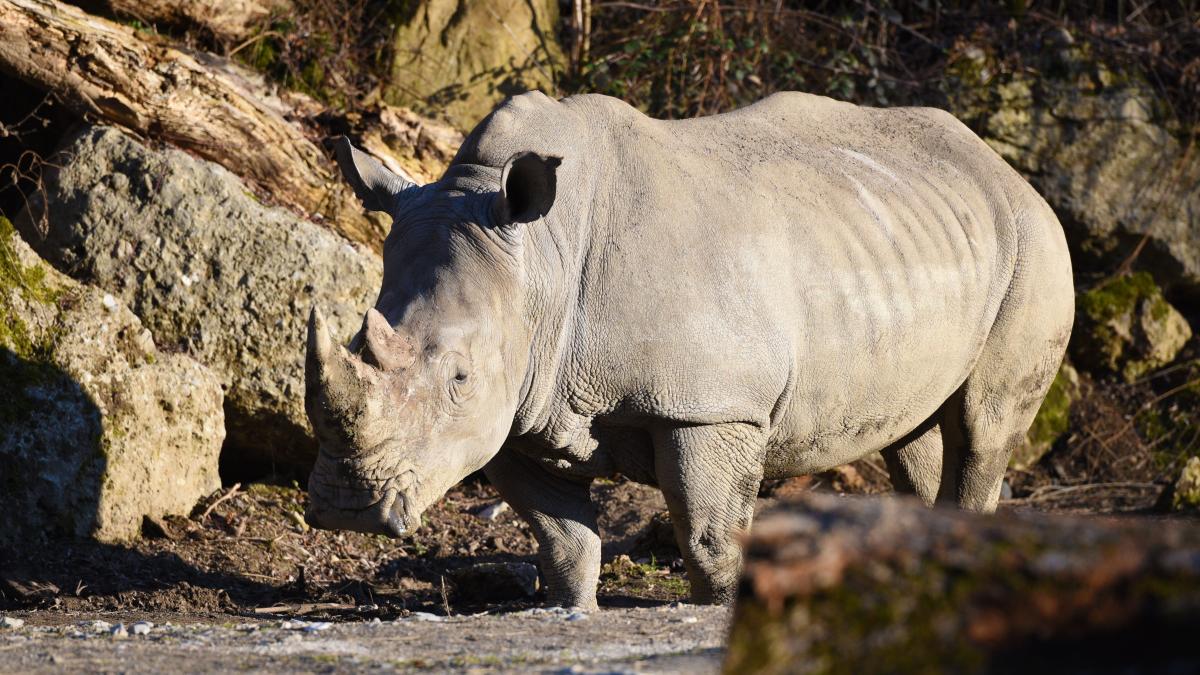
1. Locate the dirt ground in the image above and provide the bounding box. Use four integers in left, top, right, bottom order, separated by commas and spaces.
0, 452, 1186, 672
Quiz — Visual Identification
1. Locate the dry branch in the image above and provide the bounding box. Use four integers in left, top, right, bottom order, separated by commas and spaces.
0, 0, 384, 250
727, 494, 1200, 673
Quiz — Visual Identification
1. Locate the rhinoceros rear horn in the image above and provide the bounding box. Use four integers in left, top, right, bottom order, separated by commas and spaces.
333, 136, 416, 213
361, 308, 417, 372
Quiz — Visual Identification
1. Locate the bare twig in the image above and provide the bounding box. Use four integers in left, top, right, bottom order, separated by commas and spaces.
199, 482, 242, 521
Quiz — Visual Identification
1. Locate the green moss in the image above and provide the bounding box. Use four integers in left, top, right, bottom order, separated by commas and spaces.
1072, 272, 1181, 380
1079, 272, 1157, 323
0, 216, 69, 425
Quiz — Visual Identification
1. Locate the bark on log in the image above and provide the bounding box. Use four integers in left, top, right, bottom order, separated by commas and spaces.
0, 0, 384, 251
76, 0, 291, 41
726, 494, 1200, 674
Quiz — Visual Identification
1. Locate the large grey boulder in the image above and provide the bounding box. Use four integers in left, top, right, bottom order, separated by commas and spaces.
19, 126, 381, 471
1, 217, 224, 543
951, 42, 1200, 295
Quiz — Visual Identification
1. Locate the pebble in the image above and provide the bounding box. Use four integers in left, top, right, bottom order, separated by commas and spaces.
0, 617, 24, 629
405, 612, 445, 622
565, 612, 589, 622
110, 623, 128, 638
676, 616, 699, 624
474, 500, 510, 521
102, 293, 118, 311
80, 620, 111, 633
303, 622, 332, 633
131, 621, 153, 636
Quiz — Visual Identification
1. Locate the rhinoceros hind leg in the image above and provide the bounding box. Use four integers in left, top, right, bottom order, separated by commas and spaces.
936, 326, 1070, 512
881, 421, 943, 506
483, 446, 601, 610
654, 423, 765, 604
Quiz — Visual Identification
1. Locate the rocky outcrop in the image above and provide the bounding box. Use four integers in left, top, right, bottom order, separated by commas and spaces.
726, 493, 1200, 674
949, 39, 1200, 296
1, 217, 224, 543
1071, 272, 1192, 382
385, 0, 564, 130
19, 126, 381, 472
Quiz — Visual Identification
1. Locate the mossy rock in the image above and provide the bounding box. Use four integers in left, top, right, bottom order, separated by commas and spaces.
1011, 361, 1079, 470
1071, 272, 1192, 382
1, 221, 226, 543
1174, 457, 1200, 511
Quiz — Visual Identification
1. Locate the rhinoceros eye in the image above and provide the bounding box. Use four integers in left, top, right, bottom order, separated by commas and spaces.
443, 352, 475, 404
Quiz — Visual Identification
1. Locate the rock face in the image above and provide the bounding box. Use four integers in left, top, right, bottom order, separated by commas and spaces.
1071, 272, 1192, 382
19, 126, 382, 472
385, 0, 563, 130
1, 217, 224, 543
725, 493, 1200, 674
951, 41, 1200, 295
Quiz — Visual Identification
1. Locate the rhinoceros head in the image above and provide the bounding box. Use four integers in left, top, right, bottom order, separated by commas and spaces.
303, 137, 559, 537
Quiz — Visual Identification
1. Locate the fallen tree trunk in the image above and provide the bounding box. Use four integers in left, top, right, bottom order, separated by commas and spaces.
0, 0, 384, 250
73, 0, 290, 41
727, 494, 1200, 674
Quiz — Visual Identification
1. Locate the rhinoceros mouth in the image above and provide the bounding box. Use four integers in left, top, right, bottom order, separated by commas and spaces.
304, 486, 409, 538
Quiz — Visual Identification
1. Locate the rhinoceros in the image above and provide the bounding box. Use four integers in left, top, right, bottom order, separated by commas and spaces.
303, 91, 1073, 608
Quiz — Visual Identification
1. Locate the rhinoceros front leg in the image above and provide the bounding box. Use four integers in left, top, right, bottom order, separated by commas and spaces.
654, 423, 765, 604
483, 446, 601, 610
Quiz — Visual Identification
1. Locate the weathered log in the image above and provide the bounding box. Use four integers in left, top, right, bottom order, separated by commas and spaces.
0, 0, 384, 250
74, 0, 290, 41
726, 494, 1200, 674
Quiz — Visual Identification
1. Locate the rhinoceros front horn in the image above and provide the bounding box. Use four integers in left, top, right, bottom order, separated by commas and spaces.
305, 306, 360, 417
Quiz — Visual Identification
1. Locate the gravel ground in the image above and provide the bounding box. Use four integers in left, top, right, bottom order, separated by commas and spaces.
0, 605, 730, 674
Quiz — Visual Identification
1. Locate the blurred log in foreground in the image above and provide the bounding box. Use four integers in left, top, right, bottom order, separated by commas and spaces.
0, 0, 383, 250
727, 494, 1200, 674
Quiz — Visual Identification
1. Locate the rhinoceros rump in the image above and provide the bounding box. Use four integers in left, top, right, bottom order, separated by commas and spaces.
303, 91, 1074, 608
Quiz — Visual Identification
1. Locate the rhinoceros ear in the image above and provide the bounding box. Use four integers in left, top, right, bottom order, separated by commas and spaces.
494, 152, 561, 226
333, 136, 415, 213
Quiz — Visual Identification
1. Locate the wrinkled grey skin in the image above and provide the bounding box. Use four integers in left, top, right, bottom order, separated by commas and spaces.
304, 91, 1074, 609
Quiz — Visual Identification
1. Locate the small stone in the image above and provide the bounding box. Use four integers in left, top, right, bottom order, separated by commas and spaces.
565, 611, 588, 622
0, 616, 24, 629
676, 616, 699, 624
131, 621, 153, 636
279, 619, 309, 631
303, 622, 332, 633
101, 293, 118, 311
110, 623, 128, 638
405, 612, 444, 622
81, 620, 111, 633
474, 500, 509, 521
